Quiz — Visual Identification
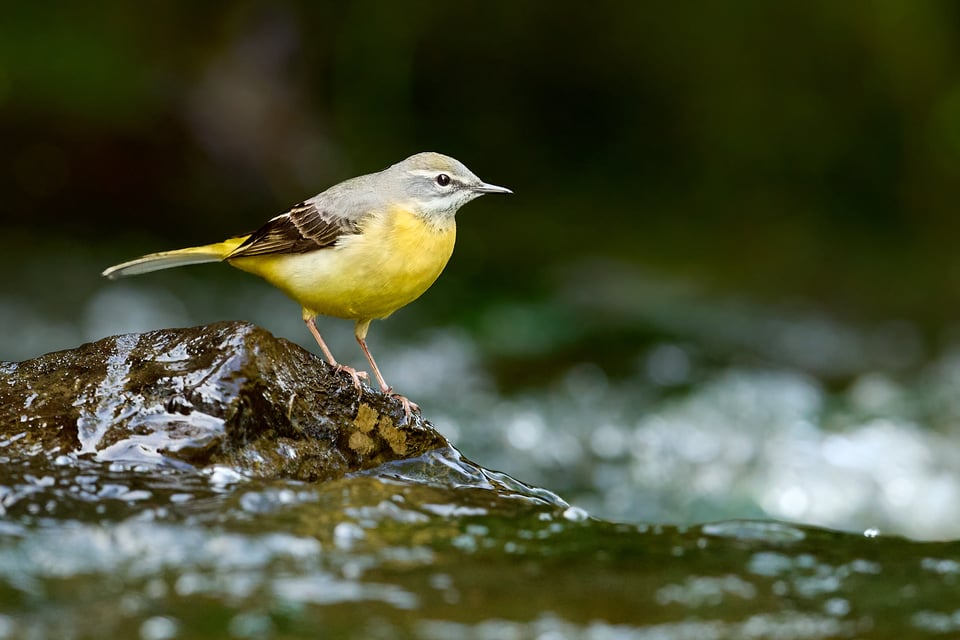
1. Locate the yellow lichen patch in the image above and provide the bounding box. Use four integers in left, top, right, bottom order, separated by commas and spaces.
378, 416, 407, 455
348, 430, 376, 455
353, 403, 378, 433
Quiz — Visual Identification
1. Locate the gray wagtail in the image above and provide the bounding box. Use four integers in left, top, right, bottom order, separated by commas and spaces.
102, 152, 511, 415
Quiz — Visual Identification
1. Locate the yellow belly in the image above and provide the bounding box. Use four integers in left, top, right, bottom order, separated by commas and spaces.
228, 206, 456, 321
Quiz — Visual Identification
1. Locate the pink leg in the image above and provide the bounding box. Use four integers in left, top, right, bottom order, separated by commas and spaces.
303, 315, 368, 389
355, 320, 420, 418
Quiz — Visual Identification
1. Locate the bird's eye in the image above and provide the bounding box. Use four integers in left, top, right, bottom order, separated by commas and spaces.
436, 173, 451, 187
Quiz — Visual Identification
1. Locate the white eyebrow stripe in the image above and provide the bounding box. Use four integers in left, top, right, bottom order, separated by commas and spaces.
410, 169, 459, 180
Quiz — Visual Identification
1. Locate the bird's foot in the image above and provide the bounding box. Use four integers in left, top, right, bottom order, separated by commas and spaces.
331, 364, 369, 391
384, 389, 420, 421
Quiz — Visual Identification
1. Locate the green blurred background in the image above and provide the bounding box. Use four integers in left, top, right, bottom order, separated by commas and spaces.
6, 2, 960, 327
8, 2, 960, 538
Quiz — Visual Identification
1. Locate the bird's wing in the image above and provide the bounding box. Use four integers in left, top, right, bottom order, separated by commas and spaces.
226, 200, 362, 258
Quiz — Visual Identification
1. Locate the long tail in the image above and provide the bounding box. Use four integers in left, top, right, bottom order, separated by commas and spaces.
102, 237, 248, 279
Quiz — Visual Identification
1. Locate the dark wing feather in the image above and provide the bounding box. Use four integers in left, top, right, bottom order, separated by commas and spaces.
227, 201, 360, 258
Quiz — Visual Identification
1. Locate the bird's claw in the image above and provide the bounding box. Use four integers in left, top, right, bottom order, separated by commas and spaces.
384, 388, 420, 421
332, 364, 369, 391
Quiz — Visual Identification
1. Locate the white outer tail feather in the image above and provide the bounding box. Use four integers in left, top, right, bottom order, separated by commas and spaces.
101, 250, 223, 279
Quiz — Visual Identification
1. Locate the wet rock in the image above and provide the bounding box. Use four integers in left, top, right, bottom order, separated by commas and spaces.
0, 321, 448, 480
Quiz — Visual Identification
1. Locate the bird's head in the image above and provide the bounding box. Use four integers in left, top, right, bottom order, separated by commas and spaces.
389, 152, 511, 221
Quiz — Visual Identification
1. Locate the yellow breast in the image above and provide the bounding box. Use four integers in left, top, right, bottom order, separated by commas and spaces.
229, 206, 456, 321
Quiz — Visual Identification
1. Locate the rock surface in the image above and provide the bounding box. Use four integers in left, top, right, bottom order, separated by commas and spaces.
0, 321, 448, 480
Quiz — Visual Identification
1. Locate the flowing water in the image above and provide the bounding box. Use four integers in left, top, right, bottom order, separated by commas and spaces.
3, 249, 960, 638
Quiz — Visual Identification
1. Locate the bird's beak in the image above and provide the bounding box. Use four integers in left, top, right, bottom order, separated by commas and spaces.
473, 182, 513, 195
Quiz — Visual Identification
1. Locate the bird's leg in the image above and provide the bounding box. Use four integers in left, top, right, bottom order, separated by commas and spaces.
354, 321, 389, 391
354, 320, 420, 418
303, 313, 368, 390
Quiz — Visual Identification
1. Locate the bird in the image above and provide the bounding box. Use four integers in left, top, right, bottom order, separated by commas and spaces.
102, 152, 511, 416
